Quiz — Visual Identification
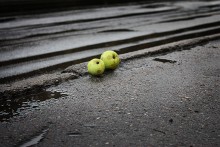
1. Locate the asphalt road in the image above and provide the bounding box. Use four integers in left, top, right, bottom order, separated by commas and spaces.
1, 0, 220, 81
0, 39, 219, 146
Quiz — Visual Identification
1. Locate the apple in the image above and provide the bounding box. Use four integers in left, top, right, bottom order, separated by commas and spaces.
87, 58, 105, 76
101, 50, 120, 70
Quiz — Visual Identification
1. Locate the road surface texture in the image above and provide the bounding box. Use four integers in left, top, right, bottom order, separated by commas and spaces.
1, 0, 220, 81
0, 0, 220, 146
0, 39, 219, 146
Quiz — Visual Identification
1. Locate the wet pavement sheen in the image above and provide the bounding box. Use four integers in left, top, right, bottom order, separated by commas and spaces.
1, 0, 220, 81
0, 40, 219, 146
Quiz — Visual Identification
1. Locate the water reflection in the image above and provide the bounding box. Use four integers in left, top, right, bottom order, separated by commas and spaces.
0, 90, 66, 122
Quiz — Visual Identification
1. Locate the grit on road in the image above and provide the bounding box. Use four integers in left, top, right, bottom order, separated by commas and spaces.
0, 39, 219, 146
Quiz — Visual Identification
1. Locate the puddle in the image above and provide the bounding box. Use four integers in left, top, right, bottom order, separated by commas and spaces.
0, 90, 67, 122
19, 128, 48, 147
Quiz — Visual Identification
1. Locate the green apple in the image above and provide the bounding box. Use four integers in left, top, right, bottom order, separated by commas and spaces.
101, 50, 120, 70
87, 58, 105, 76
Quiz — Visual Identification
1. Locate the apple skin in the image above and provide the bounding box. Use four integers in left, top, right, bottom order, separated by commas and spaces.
101, 50, 120, 70
87, 58, 105, 76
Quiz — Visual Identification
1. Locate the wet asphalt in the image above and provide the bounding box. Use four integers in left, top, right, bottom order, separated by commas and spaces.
1, 0, 220, 81
0, 39, 219, 146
